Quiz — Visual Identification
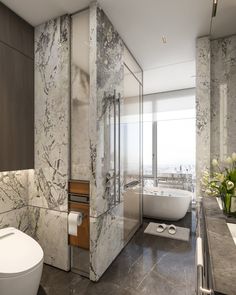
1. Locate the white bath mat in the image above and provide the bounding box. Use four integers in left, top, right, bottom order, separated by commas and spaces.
144, 222, 190, 242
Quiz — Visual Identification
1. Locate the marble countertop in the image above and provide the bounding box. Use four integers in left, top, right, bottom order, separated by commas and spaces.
203, 197, 236, 295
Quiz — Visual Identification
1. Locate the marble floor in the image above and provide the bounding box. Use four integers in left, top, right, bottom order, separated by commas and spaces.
38, 212, 196, 295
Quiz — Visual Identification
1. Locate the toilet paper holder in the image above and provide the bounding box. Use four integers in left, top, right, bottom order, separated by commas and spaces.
68, 201, 90, 249
70, 211, 86, 219
68, 211, 85, 236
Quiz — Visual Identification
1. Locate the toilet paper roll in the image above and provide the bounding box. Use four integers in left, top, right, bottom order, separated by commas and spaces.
68, 211, 83, 236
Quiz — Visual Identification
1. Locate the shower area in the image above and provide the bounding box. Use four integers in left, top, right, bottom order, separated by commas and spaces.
70, 4, 143, 281
122, 49, 143, 242
142, 88, 196, 220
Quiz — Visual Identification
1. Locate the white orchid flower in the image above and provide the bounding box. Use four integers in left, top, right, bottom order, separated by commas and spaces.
212, 159, 218, 167
214, 173, 225, 183
226, 180, 234, 190
205, 189, 212, 195
232, 152, 236, 162
225, 157, 233, 165
218, 174, 225, 182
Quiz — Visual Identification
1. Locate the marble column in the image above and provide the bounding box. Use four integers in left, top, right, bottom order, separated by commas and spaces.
211, 35, 236, 160
89, 3, 125, 281
196, 37, 211, 198
28, 15, 71, 271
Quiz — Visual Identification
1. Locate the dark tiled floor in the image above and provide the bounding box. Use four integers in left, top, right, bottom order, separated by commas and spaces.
39, 212, 196, 295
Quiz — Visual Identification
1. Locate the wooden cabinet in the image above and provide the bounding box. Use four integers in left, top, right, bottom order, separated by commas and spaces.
0, 3, 34, 171
68, 180, 90, 250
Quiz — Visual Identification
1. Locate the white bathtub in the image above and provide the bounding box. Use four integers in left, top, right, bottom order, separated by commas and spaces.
143, 187, 192, 221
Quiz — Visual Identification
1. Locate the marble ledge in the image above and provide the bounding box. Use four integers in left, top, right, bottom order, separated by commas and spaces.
0, 206, 29, 232
203, 197, 236, 295
0, 170, 28, 214
28, 206, 70, 271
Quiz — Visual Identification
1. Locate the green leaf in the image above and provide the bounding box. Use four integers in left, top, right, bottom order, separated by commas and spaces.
229, 169, 236, 183
225, 193, 232, 213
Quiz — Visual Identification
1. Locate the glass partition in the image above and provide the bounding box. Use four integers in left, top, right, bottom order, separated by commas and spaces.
70, 9, 90, 276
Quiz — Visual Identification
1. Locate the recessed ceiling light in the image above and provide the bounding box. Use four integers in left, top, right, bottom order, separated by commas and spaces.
212, 0, 218, 17
162, 36, 167, 44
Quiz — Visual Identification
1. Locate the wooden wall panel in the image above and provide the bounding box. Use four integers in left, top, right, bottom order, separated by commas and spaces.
0, 2, 34, 171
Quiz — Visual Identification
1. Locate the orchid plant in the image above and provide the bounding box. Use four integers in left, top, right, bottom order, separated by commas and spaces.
201, 153, 236, 216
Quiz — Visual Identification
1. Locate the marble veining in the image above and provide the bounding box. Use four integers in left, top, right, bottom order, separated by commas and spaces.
0, 206, 29, 232
0, 170, 28, 214
31, 15, 70, 212
90, 203, 124, 281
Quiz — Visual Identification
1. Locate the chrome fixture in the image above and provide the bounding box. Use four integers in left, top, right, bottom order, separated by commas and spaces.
212, 0, 218, 18
196, 201, 213, 295
104, 90, 121, 206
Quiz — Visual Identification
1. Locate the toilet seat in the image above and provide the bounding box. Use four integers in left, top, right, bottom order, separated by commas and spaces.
0, 227, 44, 278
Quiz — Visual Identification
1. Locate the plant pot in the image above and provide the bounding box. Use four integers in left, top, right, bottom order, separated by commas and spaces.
221, 193, 236, 218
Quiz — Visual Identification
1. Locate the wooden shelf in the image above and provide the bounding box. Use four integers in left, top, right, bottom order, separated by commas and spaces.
69, 180, 90, 196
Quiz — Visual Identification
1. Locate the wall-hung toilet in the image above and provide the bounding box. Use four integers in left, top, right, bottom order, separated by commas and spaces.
0, 227, 44, 295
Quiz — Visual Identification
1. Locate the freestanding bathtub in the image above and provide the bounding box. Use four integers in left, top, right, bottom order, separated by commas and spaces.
143, 187, 192, 221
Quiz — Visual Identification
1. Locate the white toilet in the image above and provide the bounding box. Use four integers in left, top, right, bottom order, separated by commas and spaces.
0, 227, 44, 295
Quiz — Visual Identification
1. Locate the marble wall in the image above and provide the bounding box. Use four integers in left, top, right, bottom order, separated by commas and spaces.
89, 4, 125, 281
28, 15, 71, 271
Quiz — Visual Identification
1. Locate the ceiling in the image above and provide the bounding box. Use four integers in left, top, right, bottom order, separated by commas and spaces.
1, 0, 236, 94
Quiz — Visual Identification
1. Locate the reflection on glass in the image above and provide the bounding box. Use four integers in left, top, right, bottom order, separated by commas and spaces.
71, 10, 90, 180
122, 62, 142, 243
143, 122, 152, 175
